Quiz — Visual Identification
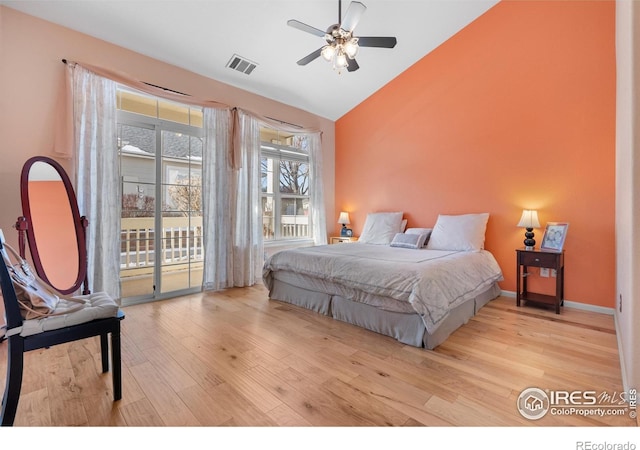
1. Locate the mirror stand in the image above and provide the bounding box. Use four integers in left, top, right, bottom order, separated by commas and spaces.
14, 216, 27, 261
15, 214, 91, 295
16, 156, 92, 296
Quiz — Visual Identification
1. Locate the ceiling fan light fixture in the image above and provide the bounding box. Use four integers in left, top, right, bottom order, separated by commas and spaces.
344, 37, 359, 59
335, 51, 348, 69
288, 1, 397, 73
321, 45, 336, 61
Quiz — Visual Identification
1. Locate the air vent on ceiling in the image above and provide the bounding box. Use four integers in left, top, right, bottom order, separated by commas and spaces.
226, 54, 258, 75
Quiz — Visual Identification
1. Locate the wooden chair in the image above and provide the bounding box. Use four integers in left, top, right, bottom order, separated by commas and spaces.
0, 239, 124, 426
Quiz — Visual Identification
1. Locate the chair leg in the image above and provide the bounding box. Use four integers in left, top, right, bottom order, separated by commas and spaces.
100, 333, 109, 373
1, 337, 25, 426
111, 323, 122, 401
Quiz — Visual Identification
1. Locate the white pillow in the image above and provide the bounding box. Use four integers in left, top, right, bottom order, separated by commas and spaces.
426, 213, 489, 252
359, 212, 403, 245
400, 219, 408, 232
405, 227, 433, 247
390, 232, 427, 249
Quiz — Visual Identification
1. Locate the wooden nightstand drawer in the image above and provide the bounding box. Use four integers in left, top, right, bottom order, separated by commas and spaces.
519, 251, 559, 268
330, 236, 358, 244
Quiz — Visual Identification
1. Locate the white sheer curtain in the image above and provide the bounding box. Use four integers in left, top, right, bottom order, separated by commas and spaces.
230, 110, 326, 286
70, 64, 121, 300
232, 110, 263, 287
62, 61, 325, 295
307, 132, 327, 245
202, 107, 234, 291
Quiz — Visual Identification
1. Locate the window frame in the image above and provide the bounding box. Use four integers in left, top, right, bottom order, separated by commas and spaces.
260, 137, 313, 243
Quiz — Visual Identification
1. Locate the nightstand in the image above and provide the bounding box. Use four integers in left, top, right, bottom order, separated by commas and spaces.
516, 248, 565, 314
330, 236, 358, 244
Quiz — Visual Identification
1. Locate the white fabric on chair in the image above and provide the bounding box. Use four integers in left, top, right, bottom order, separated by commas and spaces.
19, 291, 119, 337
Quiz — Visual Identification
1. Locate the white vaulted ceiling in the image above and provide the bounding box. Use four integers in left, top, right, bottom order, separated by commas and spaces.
1, 0, 498, 120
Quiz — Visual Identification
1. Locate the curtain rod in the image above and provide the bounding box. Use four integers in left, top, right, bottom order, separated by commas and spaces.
265, 116, 302, 129
60, 59, 311, 131
62, 58, 190, 96
141, 82, 190, 96
232, 107, 303, 130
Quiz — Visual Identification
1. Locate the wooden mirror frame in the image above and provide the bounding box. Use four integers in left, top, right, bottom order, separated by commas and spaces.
16, 156, 90, 295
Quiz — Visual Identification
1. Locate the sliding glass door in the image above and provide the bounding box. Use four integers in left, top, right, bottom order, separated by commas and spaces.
117, 88, 203, 304
158, 130, 203, 295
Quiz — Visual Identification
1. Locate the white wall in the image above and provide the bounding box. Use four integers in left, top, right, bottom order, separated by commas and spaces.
615, 0, 640, 395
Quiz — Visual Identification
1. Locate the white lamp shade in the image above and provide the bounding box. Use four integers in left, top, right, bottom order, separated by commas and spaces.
344, 39, 359, 58
517, 210, 540, 228
338, 211, 351, 225
321, 45, 335, 61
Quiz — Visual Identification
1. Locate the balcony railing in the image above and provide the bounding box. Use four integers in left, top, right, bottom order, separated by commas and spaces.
120, 217, 204, 275
122, 214, 309, 276
263, 215, 309, 240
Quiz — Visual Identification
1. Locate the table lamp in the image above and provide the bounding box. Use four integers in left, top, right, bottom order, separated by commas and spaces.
338, 212, 351, 237
517, 209, 540, 250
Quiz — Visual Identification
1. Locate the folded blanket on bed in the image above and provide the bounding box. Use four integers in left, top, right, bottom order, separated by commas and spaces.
263, 243, 503, 334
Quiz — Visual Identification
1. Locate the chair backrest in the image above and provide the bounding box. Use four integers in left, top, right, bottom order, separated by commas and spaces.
0, 239, 25, 335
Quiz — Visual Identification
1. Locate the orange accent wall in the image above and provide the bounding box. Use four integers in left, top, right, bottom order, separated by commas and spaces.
336, 1, 616, 307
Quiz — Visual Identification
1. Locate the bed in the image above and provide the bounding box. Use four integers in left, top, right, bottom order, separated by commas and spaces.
262, 212, 504, 349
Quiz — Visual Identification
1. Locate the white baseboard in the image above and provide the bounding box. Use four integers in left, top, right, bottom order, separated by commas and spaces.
500, 290, 615, 315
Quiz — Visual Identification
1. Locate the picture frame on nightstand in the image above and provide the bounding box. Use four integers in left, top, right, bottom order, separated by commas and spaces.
340, 227, 353, 237
540, 222, 569, 252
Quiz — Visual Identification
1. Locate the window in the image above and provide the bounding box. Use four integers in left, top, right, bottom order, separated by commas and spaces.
260, 127, 312, 241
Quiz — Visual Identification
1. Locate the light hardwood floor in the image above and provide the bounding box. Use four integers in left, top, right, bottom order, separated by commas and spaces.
0, 286, 634, 427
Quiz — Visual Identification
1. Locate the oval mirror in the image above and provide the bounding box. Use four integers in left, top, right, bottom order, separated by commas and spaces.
20, 156, 87, 295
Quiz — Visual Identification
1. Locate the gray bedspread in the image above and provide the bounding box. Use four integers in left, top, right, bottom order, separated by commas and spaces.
263, 243, 503, 333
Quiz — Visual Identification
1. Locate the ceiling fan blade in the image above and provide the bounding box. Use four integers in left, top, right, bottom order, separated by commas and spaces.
297, 48, 323, 66
357, 36, 397, 48
340, 1, 366, 32
346, 58, 360, 72
287, 19, 326, 37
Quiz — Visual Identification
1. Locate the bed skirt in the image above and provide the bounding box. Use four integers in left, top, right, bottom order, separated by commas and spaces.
268, 278, 501, 349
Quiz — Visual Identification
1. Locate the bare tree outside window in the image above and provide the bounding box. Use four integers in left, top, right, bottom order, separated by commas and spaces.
279, 161, 309, 195
122, 193, 155, 218
167, 175, 202, 216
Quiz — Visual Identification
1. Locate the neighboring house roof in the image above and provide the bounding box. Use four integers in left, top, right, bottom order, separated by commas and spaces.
119, 125, 202, 161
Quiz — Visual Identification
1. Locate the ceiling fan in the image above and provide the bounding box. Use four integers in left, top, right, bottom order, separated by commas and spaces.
287, 0, 397, 73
